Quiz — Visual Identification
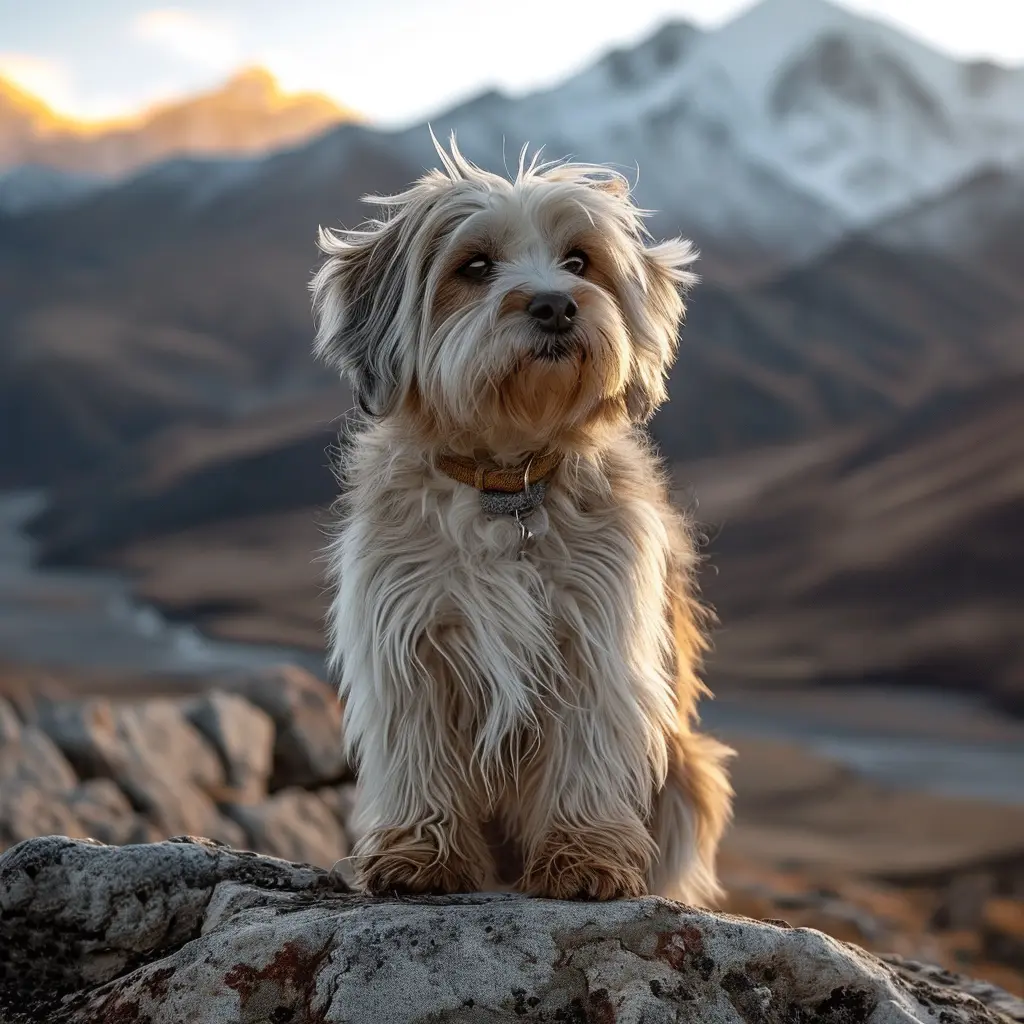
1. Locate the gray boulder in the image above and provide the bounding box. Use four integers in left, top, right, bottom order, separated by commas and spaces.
225, 787, 348, 869
0, 715, 84, 851
0, 726, 78, 794
0, 786, 86, 851
184, 691, 276, 804
315, 781, 363, 846
1, 836, 1021, 1024
216, 665, 348, 789
34, 698, 244, 846
66, 779, 146, 847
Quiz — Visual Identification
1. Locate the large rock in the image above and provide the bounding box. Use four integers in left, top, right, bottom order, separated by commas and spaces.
1, 837, 1021, 1024
0, 726, 78, 794
34, 699, 223, 790
315, 782, 363, 845
65, 779, 147, 847
216, 666, 348, 789
184, 691, 275, 804
0, 714, 83, 851
0, 699, 20, 743
0, 786, 85, 851
34, 698, 244, 846
225, 788, 348, 870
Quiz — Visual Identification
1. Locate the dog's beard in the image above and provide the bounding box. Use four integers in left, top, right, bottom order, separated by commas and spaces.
415, 291, 633, 455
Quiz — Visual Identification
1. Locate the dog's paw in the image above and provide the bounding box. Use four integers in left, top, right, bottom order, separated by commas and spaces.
520, 824, 652, 901
354, 825, 487, 896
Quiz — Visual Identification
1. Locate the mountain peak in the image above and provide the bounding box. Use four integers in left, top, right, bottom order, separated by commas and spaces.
0, 74, 68, 132
217, 66, 288, 104
597, 20, 702, 89
0, 66, 361, 177
162, 66, 357, 120
226, 66, 278, 90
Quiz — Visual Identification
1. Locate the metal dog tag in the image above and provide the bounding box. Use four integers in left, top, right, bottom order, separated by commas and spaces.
478, 479, 548, 518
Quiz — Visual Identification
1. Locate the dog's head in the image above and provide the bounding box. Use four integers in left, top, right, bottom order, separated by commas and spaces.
311, 134, 697, 455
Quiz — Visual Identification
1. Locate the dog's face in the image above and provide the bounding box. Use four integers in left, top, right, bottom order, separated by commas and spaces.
311, 139, 697, 455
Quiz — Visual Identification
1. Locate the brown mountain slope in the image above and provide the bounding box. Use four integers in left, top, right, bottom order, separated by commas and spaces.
655, 238, 1023, 462
0, 127, 417, 485
0, 67, 358, 176
0, 306, 253, 487
24, 374, 1024, 714
696, 374, 1024, 712
3, 135, 1021, 489
26, 388, 347, 561
871, 167, 1024, 293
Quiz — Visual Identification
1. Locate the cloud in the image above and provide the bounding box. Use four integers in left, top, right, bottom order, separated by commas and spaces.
132, 8, 239, 70
0, 53, 74, 108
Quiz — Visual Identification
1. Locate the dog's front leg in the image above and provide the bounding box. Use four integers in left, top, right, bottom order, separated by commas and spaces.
344, 656, 491, 896
513, 698, 659, 901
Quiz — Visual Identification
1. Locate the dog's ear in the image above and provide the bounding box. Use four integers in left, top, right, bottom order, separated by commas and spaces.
621, 238, 699, 424
311, 187, 440, 417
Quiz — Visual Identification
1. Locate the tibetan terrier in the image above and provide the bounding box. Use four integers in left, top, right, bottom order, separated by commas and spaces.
311, 135, 733, 903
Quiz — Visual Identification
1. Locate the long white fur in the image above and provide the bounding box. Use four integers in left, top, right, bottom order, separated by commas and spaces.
312, 134, 733, 904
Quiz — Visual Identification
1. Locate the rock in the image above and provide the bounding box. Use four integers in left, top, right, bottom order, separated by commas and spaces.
217, 665, 347, 789
2, 837, 1021, 1024
65, 779, 140, 847
0, 701, 85, 850
0, 835, 346, 1023
0, 726, 78, 794
226, 788, 348, 870
0, 785, 85, 850
881, 955, 1024, 1023
31, 698, 124, 779
184, 691, 275, 804
315, 781, 366, 850
933, 872, 996, 930
132, 776, 246, 848
35, 698, 244, 845
982, 898, 1024, 970
36, 698, 223, 790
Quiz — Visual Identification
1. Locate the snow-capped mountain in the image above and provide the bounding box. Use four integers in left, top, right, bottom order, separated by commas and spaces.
4, 0, 1024, 266
411, 0, 1024, 259
689, 0, 1024, 220
406, 15, 849, 280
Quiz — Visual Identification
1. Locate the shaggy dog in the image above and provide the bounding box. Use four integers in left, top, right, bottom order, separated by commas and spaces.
311, 136, 733, 903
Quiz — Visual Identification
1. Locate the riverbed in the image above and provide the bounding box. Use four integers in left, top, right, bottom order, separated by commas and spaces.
0, 492, 322, 675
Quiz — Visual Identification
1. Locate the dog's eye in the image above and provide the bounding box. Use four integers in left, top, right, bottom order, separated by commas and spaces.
562, 249, 589, 277
458, 255, 494, 281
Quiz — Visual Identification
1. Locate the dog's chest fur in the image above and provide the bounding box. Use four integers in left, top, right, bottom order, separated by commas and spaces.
330, 431, 678, 760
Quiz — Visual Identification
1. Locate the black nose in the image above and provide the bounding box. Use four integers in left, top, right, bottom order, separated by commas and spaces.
528, 291, 577, 333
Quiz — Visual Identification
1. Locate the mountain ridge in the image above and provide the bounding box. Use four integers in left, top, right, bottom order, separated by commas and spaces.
0, 66, 360, 180
4, 0, 1024, 238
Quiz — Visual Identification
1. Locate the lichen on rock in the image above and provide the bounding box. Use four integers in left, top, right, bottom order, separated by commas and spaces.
1, 836, 1021, 1024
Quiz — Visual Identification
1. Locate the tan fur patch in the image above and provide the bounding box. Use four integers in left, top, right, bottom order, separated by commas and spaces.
520, 821, 654, 900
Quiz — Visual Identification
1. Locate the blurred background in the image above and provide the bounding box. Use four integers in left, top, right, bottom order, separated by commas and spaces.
1, 0, 1022, 995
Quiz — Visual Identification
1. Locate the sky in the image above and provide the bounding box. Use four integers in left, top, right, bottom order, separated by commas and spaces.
1, 0, 1022, 127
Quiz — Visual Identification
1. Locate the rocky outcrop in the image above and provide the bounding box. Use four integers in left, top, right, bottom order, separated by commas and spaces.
1, 836, 1021, 1024
214, 664, 349, 791
0, 668, 354, 869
